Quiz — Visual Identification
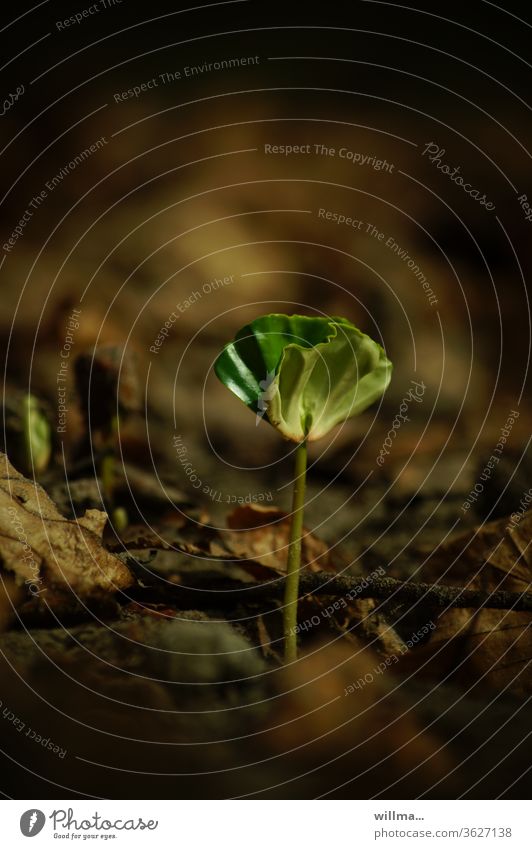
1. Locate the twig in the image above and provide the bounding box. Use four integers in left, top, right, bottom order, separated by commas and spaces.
123, 561, 532, 613
298, 572, 532, 613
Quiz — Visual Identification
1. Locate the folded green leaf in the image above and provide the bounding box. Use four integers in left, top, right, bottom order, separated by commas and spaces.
214, 314, 392, 442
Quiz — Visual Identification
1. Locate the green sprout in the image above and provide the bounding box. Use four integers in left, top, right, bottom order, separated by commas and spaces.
22, 394, 52, 475
214, 314, 392, 662
1, 392, 52, 476
100, 414, 129, 533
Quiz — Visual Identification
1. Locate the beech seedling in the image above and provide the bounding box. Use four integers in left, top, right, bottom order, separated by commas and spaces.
215, 314, 392, 661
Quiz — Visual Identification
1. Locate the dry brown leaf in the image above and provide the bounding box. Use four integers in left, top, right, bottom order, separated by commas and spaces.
0, 453, 133, 607
108, 503, 338, 589
409, 511, 532, 696
224, 504, 337, 574
427, 511, 531, 588
110, 518, 278, 586
342, 597, 410, 657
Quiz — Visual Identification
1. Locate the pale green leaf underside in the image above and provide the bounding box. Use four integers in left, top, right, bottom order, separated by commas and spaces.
214, 314, 392, 442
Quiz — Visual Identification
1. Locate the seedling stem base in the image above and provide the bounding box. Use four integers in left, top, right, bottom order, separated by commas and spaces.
283, 439, 307, 662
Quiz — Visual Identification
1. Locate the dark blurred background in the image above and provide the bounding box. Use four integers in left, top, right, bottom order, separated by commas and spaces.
2, 0, 530, 512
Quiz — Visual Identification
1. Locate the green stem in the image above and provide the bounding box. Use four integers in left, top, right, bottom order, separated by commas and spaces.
101, 414, 119, 507
283, 439, 307, 662
101, 415, 128, 532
